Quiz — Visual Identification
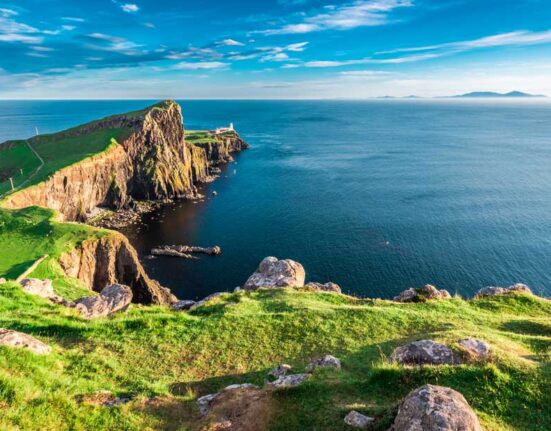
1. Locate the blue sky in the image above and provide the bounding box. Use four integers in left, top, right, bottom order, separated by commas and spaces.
1, 0, 551, 98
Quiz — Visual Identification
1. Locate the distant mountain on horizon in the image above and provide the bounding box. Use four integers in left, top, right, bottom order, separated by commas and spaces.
453, 91, 546, 98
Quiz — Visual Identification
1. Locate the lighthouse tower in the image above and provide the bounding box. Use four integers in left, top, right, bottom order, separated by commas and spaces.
229, 122, 234, 131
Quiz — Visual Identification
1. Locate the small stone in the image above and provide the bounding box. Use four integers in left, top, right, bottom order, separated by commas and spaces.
269, 373, 310, 389
233, 286, 242, 293
244, 256, 306, 291
197, 393, 218, 415
189, 292, 226, 310
268, 364, 292, 379
392, 385, 482, 431
344, 410, 375, 429
306, 355, 341, 372
171, 300, 196, 311
458, 338, 490, 360
392, 340, 458, 365
476, 283, 532, 298
304, 282, 342, 293
223, 383, 258, 391
394, 284, 451, 302
0, 328, 51, 355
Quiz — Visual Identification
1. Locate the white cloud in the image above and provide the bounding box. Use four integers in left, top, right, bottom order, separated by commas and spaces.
219, 38, 245, 46
0, 8, 18, 17
379, 29, 551, 56
121, 3, 139, 13
26, 52, 48, 58
144, 22, 155, 28
262, 52, 290, 62
261, 0, 412, 35
85, 33, 143, 55
340, 70, 393, 76
174, 61, 227, 70
304, 53, 438, 67
61, 17, 85, 22
62, 25, 76, 31
31, 46, 54, 52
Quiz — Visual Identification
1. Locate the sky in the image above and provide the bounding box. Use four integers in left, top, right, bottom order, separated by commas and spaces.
1, 0, 551, 99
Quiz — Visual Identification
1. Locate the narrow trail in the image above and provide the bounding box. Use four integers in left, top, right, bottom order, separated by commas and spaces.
0, 139, 44, 199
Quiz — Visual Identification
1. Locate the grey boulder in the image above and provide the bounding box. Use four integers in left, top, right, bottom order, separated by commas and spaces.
391, 384, 482, 431
20, 278, 65, 304
344, 410, 375, 428
268, 364, 292, 379
392, 340, 458, 366
72, 283, 133, 319
269, 373, 310, 389
458, 338, 490, 360
476, 283, 532, 298
306, 354, 341, 372
171, 300, 196, 311
0, 328, 51, 355
394, 284, 451, 302
244, 257, 305, 290
304, 282, 342, 293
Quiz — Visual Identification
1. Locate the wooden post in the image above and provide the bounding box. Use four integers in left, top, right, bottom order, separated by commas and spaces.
9, 177, 14, 191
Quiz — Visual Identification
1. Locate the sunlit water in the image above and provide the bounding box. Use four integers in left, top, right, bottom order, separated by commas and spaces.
2, 99, 551, 299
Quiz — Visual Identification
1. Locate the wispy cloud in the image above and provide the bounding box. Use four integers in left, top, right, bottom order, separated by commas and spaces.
0, 7, 18, 17
218, 38, 245, 47
121, 3, 140, 13
61, 17, 85, 23
83, 33, 143, 55
304, 52, 438, 67
260, 0, 412, 35
174, 61, 227, 70
379, 29, 551, 56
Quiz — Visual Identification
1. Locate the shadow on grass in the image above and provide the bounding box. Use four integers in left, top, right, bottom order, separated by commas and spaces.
501, 320, 551, 337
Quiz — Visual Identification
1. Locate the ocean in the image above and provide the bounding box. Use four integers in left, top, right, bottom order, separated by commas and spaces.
2, 99, 551, 300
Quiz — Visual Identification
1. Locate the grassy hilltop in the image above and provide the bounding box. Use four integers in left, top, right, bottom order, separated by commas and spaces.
0, 280, 549, 431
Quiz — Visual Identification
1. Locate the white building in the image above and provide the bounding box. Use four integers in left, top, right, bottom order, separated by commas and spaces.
214, 122, 234, 134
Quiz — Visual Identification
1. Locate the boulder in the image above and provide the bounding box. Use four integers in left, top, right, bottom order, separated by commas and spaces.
344, 410, 375, 429
305, 354, 341, 372
475, 283, 532, 298
72, 283, 133, 319
304, 282, 342, 293
189, 292, 226, 310
391, 384, 482, 431
458, 338, 490, 360
171, 300, 196, 311
0, 328, 51, 355
392, 340, 458, 366
19, 278, 65, 304
268, 364, 292, 379
394, 285, 451, 302
243, 257, 305, 291
269, 373, 310, 389
196, 383, 259, 415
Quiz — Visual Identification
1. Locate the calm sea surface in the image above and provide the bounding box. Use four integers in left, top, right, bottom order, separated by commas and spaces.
2, 99, 551, 300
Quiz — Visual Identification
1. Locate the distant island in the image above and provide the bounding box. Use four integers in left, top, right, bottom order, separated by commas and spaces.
453, 91, 546, 98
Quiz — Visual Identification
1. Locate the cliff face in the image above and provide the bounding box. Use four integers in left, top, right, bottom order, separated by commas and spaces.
2, 100, 248, 221
58, 233, 177, 304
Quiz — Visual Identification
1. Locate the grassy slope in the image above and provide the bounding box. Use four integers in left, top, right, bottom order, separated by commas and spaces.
0, 283, 549, 431
0, 128, 130, 195
0, 141, 42, 193
0, 207, 107, 298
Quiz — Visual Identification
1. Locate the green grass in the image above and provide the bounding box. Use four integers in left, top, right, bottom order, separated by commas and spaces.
0, 282, 549, 430
0, 141, 42, 195
0, 206, 107, 282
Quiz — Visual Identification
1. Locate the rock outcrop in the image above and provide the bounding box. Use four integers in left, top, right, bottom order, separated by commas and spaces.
305, 355, 341, 372
392, 340, 458, 366
304, 282, 342, 293
394, 284, 451, 302
59, 233, 176, 304
19, 278, 65, 304
0, 328, 51, 354
268, 364, 292, 380
244, 257, 306, 291
475, 283, 532, 298
458, 338, 490, 360
151, 244, 221, 259
2, 100, 248, 221
391, 385, 482, 431
268, 373, 310, 388
344, 411, 375, 429
72, 283, 133, 318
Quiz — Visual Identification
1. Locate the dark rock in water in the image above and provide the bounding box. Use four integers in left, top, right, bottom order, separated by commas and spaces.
151, 244, 221, 258
72, 283, 133, 319
304, 282, 342, 293
475, 283, 532, 298
392, 385, 482, 431
305, 355, 341, 372
0, 328, 51, 355
394, 284, 451, 302
344, 410, 375, 429
392, 339, 458, 365
212, 191, 218, 196
244, 256, 305, 291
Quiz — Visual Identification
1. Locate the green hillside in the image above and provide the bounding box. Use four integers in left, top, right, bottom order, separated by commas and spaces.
0, 282, 549, 431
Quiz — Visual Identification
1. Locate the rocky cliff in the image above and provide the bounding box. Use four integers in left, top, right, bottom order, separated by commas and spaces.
58, 233, 176, 304
2, 100, 248, 221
